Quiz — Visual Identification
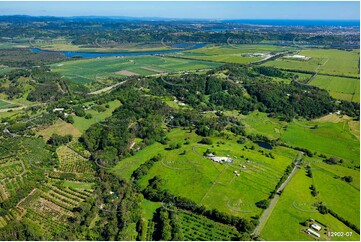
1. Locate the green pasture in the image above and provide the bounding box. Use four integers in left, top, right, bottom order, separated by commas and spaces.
309, 75, 360, 102
224, 110, 286, 140
312, 163, 360, 227
281, 120, 359, 162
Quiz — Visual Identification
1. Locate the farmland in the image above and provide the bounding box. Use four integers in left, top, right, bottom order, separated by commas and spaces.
178, 210, 241, 240
263, 49, 360, 78
51, 56, 220, 83
0, 13, 359, 241
169, 44, 296, 64
114, 128, 297, 219
309, 75, 360, 102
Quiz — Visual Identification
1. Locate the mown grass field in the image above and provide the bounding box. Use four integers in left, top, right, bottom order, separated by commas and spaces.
263, 49, 360, 77
113, 128, 297, 219
309, 75, 360, 102
261, 168, 360, 241
170, 44, 295, 64
282, 120, 359, 162
51, 56, 220, 83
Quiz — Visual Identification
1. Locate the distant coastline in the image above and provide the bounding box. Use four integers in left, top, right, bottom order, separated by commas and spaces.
222, 19, 360, 27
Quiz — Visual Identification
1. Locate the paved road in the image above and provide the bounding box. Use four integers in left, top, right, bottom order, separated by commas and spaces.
88, 81, 127, 95
252, 152, 303, 237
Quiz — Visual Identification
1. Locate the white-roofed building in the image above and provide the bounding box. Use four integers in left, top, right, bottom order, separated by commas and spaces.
311, 224, 322, 231
307, 228, 320, 238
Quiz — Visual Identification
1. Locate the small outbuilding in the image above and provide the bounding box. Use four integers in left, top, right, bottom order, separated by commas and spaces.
307, 228, 320, 238
311, 224, 321, 231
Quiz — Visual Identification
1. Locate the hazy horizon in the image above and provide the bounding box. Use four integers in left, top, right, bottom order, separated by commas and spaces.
0, 1, 359, 20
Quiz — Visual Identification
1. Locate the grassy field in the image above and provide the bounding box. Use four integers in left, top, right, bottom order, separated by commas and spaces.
313, 113, 360, 140
51, 56, 220, 83
0, 99, 17, 109
311, 161, 360, 227
72, 100, 121, 133
264, 49, 360, 77
282, 119, 359, 162
224, 110, 286, 140
113, 128, 297, 219
309, 75, 360, 102
261, 168, 360, 241
169, 44, 295, 64
37, 120, 82, 140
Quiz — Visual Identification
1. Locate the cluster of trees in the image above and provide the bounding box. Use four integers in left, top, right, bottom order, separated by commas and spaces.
47, 134, 73, 146
151, 208, 184, 241
150, 65, 359, 124
255, 199, 270, 209
131, 154, 162, 180
67, 172, 143, 240
82, 88, 170, 165
309, 185, 318, 197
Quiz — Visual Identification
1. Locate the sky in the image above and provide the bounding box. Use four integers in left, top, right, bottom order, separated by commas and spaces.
0, 1, 359, 20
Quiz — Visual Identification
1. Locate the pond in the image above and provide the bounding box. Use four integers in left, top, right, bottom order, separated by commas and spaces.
31, 43, 206, 59
256, 141, 273, 150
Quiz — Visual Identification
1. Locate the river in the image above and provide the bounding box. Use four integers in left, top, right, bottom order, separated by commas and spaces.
31, 43, 206, 58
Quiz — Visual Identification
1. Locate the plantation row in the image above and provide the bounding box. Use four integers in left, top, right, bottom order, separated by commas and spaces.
0, 175, 25, 202
0, 207, 25, 229
178, 211, 240, 241
58, 160, 95, 174
49, 171, 96, 182
0, 161, 24, 179
15, 185, 92, 236
24, 208, 68, 235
